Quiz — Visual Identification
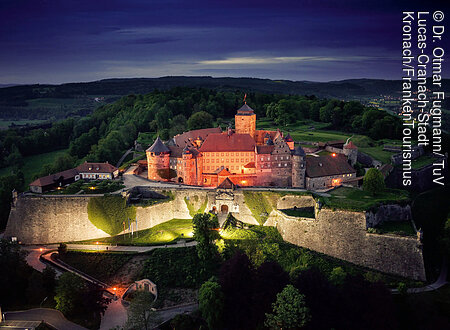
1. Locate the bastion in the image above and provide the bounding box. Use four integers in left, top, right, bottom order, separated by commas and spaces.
4, 188, 425, 281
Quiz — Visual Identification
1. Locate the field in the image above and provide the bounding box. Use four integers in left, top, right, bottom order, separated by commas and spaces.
358, 145, 396, 164
0, 148, 69, 186
322, 186, 410, 211
411, 155, 436, 169
0, 119, 48, 128
79, 218, 194, 245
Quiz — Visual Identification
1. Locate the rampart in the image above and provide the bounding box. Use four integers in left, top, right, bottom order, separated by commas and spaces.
4, 189, 425, 280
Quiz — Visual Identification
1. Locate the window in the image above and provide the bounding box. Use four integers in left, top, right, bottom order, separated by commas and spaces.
216, 159, 219, 163
278, 163, 281, 167
221, 153, 224, 156
284, 163, 287, 167
281, 156, 284, 160
286, 156, 289, 160
226, 152, 229, 156
241, 159, 244, 163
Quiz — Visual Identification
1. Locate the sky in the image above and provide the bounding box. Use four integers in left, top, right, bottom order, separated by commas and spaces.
0, 0, 448, 84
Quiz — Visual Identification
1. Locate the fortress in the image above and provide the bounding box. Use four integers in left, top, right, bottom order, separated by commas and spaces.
146, 103, 358, 190
5, 187, 426, 281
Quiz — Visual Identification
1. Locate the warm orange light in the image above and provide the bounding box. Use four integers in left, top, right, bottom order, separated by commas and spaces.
90, 186, 96, 190
332, 153, 336, 157
39, 248, 43, 252
241, 180, 247, 184
96, 241, 99, 245
113, 287, 117, 291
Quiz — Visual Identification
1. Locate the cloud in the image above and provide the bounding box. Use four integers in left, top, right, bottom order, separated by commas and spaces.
198, 55, 387, 65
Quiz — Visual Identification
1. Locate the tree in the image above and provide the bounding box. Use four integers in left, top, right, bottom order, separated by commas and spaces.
198, 277, 224, 329
363, 168, 385, 195
329, 266, 347, 286
55, 272, 86, 315
265, 284, 311, 329
187, 111, 213, 130
126, 291, 158, 330
192, 213, 219, 261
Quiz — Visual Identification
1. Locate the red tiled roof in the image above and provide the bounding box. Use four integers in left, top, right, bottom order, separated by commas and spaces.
306, 155, 356, 178
76, 162, 118, 174
173, 127, 222, 148
168, 145, 183, 158
254, 130, 277, 145
217, 177, 235, 189
244, 162, 256, 169
30, 168, 79, 187
217, 168, 232, 176
199, 133, 255, 152
344, 141, 357, 149
256, 145, 275, 154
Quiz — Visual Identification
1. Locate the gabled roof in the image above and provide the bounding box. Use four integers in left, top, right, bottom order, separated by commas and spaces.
256, 145, 275, 154
199, 133, 255, 152
266, 137, 274, 145
344, 141, 357, 149
146, 137, 170, 154
306, 154, 355, 178
254, 130, 277, 145
173, 127, 222, 148
76, 162, 118, 174
284, 133, 294, 142
30, 168, 79, 187
217, 177, 235, 189
217, 168, 232, 176
168, 145, 183, 158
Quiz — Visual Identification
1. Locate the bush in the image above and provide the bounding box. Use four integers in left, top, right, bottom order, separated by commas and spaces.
87, 196, 136, 235
363, 168, 386, 195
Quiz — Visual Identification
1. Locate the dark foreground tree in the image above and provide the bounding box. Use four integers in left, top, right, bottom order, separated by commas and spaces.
192, 213, 219, 261
265, 284, 311, 329
198, 277, 224, 329
126, 291, 159, 330
363, 168, 385, 195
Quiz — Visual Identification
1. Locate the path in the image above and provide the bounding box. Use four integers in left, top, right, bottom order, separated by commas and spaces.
4, 308, 87, 330
66, 240, 197, 253
116, 148, 133, 168
99, 299, 127, 330
154, 303, 198, 327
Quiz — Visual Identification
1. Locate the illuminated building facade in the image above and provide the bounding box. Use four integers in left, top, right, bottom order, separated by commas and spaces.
146, 103, 357, 190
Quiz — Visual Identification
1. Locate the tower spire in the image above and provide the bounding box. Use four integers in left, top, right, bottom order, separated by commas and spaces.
243, 93, 247, 104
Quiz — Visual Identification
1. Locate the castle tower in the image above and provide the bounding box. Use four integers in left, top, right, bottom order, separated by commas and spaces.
182, 147, 198, 186
292, 146, 306, 188
146, 137, 170, 181
343, 141, 358, 166
284, 133, 294, 150
235, 104, 256, 138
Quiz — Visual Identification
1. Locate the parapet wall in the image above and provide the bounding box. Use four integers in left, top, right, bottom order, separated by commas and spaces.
4, 196, 109, 244
268, 207, 426, 281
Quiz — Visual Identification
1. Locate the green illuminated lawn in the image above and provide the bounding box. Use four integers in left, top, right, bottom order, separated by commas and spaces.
80, 218, 194, 245
323, 187, 410, 211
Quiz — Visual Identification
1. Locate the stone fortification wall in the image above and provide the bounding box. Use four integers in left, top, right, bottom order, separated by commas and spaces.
4, 189, 426, 280
4, 196, 109, 244
135, 189, 206, 229
268, 208, 425, 280
366, 204, 412, 228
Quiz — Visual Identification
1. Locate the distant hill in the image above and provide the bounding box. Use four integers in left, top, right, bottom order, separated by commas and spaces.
0, 76, 448, 121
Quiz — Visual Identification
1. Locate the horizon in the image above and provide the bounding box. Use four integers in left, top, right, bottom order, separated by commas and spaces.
1, 0, 449, 85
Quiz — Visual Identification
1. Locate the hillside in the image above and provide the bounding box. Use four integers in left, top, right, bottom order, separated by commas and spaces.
1, 76, 448, 122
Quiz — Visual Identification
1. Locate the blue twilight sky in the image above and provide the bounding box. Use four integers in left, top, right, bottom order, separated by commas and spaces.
0, 0, 448, 84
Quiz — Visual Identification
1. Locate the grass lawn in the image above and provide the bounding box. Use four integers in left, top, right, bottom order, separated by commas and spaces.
79, 218, 194, 245
411, 155, 436, 169
375, 221, 416, 236
256, 119, 351, 142
280, 207, 315, 218
0, 148, 69, 186
359, 145, 396, 164
323, 186, 410, 211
